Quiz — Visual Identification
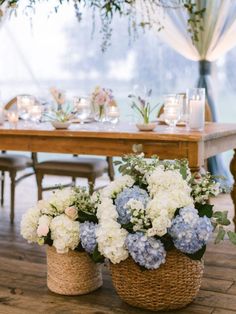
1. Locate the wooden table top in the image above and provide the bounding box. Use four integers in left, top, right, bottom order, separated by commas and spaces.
1, 121, 236, 142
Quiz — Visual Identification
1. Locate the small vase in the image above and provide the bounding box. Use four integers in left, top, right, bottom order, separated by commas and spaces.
94, 104, 106, 123
47, 246, 103, 295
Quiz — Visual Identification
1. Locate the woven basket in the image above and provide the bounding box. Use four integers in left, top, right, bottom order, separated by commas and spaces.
47, 246, 103, 295
110, 249, 203, 311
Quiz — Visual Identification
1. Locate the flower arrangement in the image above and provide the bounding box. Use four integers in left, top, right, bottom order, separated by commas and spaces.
90, 86, 114, 122
44, 104, 75, 123
21, 187, 102, 259
94, 154, 236, 269
129, 89, 158, 125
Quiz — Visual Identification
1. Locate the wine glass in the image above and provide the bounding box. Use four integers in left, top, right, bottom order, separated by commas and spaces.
17, 95, 35, 125
75, 97, 91, 126
163, 95, 181, 128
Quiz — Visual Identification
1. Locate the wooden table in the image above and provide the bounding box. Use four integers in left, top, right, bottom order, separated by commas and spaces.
1, 121, 236, 226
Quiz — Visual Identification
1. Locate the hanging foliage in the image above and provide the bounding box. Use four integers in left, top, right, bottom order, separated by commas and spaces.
0, 0, 205, 51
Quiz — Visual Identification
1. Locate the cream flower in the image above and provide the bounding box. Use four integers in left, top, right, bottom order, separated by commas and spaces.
21, 207, 41, 243
50, 214, 80, 253
36, 215, 52, 237
96, 220, 128, 264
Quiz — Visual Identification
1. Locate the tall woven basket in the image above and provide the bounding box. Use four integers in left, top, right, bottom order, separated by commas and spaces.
110, 249, 203, 311
47, 246, 103, 295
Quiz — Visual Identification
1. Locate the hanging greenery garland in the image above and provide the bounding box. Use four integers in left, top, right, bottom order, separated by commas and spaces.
0, 0, 205, 51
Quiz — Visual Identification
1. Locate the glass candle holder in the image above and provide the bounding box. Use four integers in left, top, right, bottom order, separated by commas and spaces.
187, 88, 205, 130
7, 111, 19, 128
106, 105, 120, 125
75, 97, 91, 124
17, 95, 35, 121
163, 94, 180, 128
30, 105, 42, 123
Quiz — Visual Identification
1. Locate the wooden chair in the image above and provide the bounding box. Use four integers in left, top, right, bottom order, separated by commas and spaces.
34, 155, 114, 199
0, 97, 36, 223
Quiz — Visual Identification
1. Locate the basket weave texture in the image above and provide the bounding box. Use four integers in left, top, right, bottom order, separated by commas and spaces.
47, 246, 103, 295
110, 249, 203, 311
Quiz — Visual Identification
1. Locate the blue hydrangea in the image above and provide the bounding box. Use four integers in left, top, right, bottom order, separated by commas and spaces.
79, 222, 97, 254
169, 206, 213, 254
115, 186, 149, 224
125, 232, 166, 269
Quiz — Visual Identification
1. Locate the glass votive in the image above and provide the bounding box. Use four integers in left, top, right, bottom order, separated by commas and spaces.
106, 105, 120, 125
164, 105, 180, 128
7, 111, 19, 128
186, 88, 205, 130
17, 95, 35, 121
30, 105, 42, 123
76, 97, 91, 124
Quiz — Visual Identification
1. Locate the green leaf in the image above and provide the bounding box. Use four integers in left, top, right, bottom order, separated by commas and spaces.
195, 203, 213, 218
121, 222, 134, 233
215, 226, 226, 244
213, 211, 231, 226
186, 245, 206, 260
78, 210, 98, 223
92, 244, 104, 263
228, 231, 236, 245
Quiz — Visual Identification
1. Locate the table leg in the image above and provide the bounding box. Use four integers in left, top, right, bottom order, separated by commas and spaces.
230, 149, 236, 230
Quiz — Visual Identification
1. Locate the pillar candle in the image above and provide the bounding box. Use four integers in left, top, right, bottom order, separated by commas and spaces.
189, 100, 204, 130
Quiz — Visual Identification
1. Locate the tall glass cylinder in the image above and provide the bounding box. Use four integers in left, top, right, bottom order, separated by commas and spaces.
186, 88, 205, 131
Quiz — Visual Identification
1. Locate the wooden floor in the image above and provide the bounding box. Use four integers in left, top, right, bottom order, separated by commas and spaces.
0, 173, 236, 314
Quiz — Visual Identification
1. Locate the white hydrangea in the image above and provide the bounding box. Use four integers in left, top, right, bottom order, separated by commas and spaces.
147, 189, 193, 222
101, 175, 134, 198
21, 207, 41, 243
50, 214, 80, 253
97, 197, 118, 222
49, 188, 76, 214
37, 199, 55, 216
96, 220, 128, 264
146, 166, 191, 198
147, 214, 171, 237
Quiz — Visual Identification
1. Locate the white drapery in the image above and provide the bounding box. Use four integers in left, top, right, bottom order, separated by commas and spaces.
155, 0, 236, 62
142, 0, 236, 182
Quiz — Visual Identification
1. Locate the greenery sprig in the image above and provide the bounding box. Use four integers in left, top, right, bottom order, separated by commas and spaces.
0, 0, 206, 51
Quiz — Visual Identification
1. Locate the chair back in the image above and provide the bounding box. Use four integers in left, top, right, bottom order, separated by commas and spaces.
4, 97, 17, 110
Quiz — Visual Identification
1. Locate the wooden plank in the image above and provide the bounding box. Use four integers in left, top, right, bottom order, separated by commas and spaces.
228, 283, 236, 295
212, 309, 236, 314
201, 277, 233, 293
194, 290, 236, 311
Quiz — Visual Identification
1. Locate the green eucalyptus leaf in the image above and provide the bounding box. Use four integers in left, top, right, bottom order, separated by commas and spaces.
195, 202, 213, 218
215, 226, 226, 244
227, 231, 236, 245
92, 244, 105, 263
